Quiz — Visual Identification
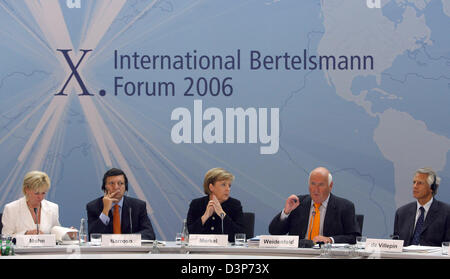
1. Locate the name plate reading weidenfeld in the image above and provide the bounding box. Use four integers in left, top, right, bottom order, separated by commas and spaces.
15, 234, 56, 247
365, 238, 404, 253
259, 235, 299, 248
101, 234, 141, 247
188, 234, 228, 247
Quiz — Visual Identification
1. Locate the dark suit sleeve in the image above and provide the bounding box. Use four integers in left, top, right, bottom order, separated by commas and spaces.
269, 212, 290, 235
268, 195, 306, 235
329, 201, 360, 244
86, 199, 111, 236
223, 199, 245, 239
187, 199, 208, 234
135, 201, 155, 240
393, 209, 400, 238
445, 208, 450, 242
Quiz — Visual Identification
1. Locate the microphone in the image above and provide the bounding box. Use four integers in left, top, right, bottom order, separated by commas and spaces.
34, 207, 39, 235
220, 213, 225, 234
308, 210, 316, 240
129, 207, 133, 234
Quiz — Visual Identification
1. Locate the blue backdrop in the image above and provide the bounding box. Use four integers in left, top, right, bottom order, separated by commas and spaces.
0, 0, 449, 240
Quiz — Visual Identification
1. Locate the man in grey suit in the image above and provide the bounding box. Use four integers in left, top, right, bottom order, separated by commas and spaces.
393, 167, 450, 246
269, 167, 360, 244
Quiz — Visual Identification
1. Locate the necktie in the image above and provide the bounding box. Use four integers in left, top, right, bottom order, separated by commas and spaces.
411, 206, 425, 245
113, 204, 121, 234
309, 203, 321, 240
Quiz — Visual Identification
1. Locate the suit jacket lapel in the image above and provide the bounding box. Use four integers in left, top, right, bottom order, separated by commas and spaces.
40, 200, 51, 232
20, 197, 36, 229
422, 199, 439, 233
298, 196, 311, 237
406, 203, 417, 242
323, 194, 336, 236
121, 196, 130, 233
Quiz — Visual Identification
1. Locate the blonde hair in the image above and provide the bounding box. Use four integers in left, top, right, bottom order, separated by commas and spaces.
203, 168, 234, 195
22, 171, 51, 196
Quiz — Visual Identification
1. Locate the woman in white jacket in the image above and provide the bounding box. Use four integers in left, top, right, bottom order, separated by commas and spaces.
1, 171, 61, 235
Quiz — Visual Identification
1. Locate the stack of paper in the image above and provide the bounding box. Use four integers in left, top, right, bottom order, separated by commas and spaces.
403, 245, 441, 253
247, 236, 260, 248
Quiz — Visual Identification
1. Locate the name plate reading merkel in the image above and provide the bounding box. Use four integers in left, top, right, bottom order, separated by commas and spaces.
101, 234, 141, 247
16, 234, 56, 247
188, 234, 228, 247
259, 235, 299, 248
365, 238, 404, 253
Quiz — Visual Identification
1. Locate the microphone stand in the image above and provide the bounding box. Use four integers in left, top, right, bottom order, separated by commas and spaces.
129, 207, 133, 233
220, 213, 225, 235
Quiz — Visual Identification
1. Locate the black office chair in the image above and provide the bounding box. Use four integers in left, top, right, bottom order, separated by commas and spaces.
356, 214, 364, 234
242, 212, 255, 239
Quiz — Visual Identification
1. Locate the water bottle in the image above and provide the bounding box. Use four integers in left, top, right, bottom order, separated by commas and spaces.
6, 236, 14, 256
0, 235, 5, 256
181, 219, 189, 246
79, 218, 88, 246
0, 235, 13, 256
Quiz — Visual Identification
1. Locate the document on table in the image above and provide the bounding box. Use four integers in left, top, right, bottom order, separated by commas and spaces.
402, 245, 441, 253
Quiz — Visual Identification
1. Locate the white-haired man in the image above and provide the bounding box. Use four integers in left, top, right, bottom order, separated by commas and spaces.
269, 167, 360, 244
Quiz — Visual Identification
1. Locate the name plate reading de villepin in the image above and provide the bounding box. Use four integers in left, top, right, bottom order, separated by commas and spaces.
15, 234, 56, 248
188, 234, 228, 247
101, 234, 141, 247
365, 238, 404, 253
259, 235, 299, 248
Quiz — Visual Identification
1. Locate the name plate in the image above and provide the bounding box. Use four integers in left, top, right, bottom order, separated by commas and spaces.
101, 234, 141, 247
259, 235, 299, 248
365, 238, 404, 253
16, 234, 56, 248
188, 234, 228, 247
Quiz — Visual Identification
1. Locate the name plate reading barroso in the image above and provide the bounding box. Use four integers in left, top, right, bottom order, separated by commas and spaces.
188, 234, 228, 247
15, 234, 56, 248
101, 234, 141, 247
365, 238, 404, 253
259, 235, 299, 248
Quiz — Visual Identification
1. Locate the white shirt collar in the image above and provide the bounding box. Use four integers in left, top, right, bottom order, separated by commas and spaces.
311, 194, 330, 209
416, 197, 433, 213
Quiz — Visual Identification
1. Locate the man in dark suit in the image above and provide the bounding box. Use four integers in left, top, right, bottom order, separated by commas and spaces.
86, 168, 155, 240
269, 167, 360, 244
393, 167, 450, 246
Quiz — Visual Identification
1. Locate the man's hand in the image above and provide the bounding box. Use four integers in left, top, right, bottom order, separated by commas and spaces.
102, 190, 119, 216
313, 235, 332, 244
283, 195, 300, 215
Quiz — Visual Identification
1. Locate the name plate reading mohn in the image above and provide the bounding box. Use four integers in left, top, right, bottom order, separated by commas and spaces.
16, 234, 56, 247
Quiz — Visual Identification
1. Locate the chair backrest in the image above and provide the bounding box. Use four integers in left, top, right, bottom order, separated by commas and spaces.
242, 212, 255, 239
356, 214, 364, 234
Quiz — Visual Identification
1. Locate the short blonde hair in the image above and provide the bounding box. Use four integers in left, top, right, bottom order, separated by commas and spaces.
22, 171, 51, 196
203, 168, 234, 195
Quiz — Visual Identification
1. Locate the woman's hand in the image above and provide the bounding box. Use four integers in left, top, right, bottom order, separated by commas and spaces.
25, 229, 44, 235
